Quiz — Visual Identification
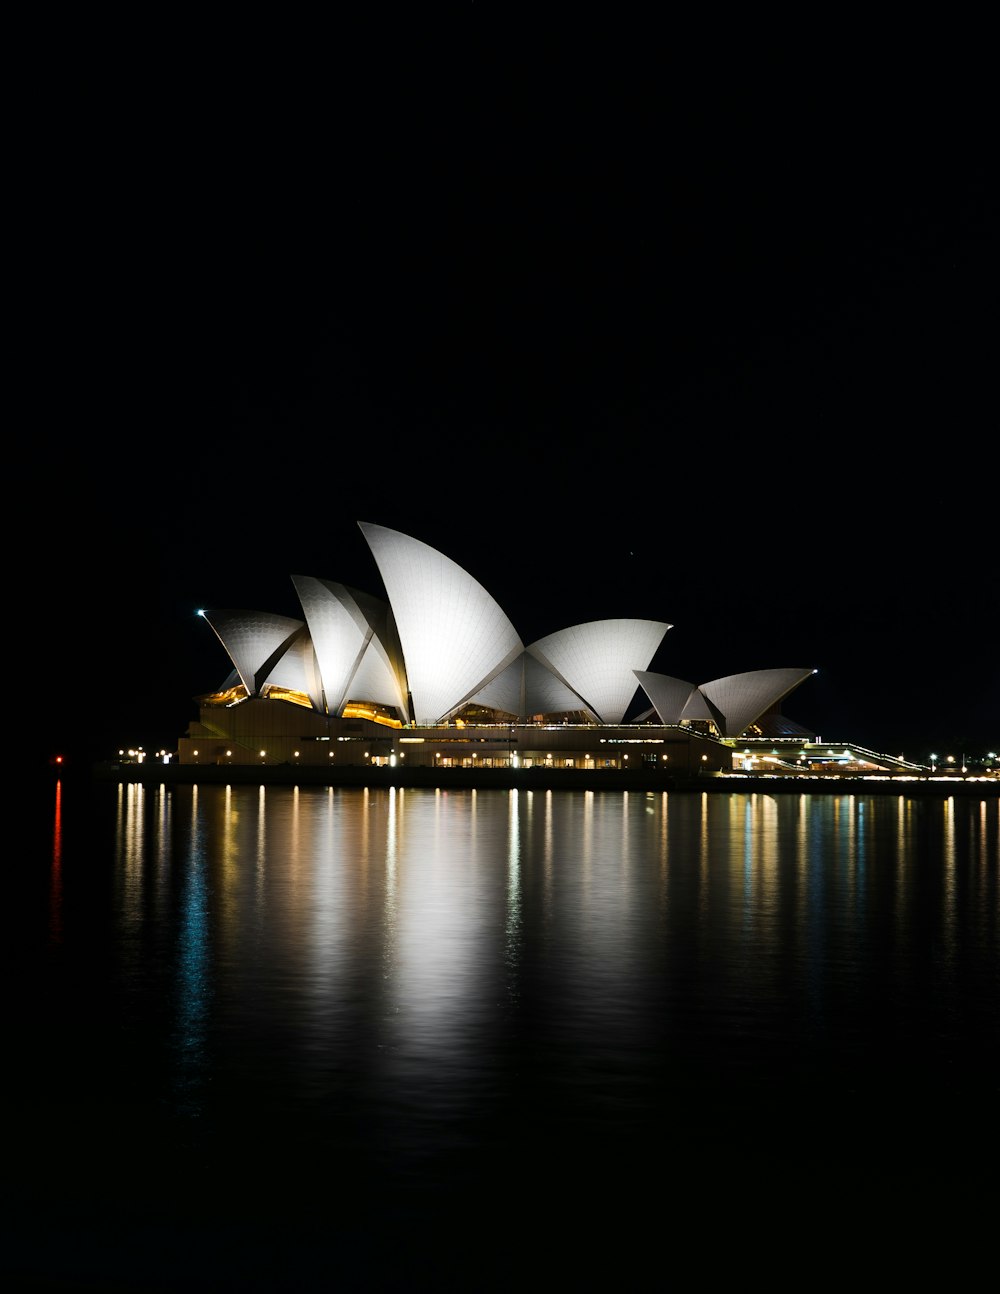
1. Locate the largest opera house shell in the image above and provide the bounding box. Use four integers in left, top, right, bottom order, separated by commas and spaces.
195, 522, 812, 738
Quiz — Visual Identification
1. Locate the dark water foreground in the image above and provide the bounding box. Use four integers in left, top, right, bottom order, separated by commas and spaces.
6, 774, 999, 1291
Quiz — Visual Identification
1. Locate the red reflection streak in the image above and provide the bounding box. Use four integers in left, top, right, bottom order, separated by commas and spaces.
50, 778, 63, 942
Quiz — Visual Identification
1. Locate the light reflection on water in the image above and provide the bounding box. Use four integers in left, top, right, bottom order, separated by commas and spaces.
17, 779, 1000, 1282
174, 787, 209, 1115
102, 786, 998, 1120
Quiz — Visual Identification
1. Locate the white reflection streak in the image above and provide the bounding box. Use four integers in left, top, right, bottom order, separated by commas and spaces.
383, 792, 487, 1071
257, 785, 267, 884
796, 793, 824, 1011
467, 788, 480, 896
305, 786, 351, 1018
659, 792, 669, 910
387, 787, 399, 895
291, 786, 300, 885
763, 794, 779, 871
855, 798, 866, 908
506, 790, 521, 992
845, 795, 858, 906
382, 790, 399, 985
543, 790, 554, 899
583, 791, 594, 894
698, 792, 709, 918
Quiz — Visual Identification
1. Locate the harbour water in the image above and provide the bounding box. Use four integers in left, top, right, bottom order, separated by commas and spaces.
7, 775, 999, 1290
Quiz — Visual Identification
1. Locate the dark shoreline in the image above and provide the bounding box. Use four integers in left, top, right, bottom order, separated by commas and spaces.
90, 761, 999, 798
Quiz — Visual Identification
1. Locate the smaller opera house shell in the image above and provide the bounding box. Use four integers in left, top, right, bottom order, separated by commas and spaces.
177, 522, 815, 773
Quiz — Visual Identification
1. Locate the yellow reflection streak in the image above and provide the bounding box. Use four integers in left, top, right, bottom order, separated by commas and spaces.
153, 784, 172, 924
698, 791, 709, 919
742, 795, 754, 921
940, 797, 957, 980
895, 796, 911, 951
119, 782, 147, 932
978, 800, 987, 867
795, 793, 809, 940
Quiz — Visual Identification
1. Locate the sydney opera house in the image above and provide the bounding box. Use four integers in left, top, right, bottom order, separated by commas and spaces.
169, 521, 886, 778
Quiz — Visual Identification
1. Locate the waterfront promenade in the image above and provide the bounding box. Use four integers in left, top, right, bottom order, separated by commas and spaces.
92, 760, 999, 797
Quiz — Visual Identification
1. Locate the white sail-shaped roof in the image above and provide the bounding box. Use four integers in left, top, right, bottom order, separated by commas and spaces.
528, 619, 671, 724
196, 530, 815, 741
259, 629, 323, 708
680, 688, 723, 728
699, 668, 815, 738
359, 522, 524, 724
345, 585, 409, 715
198, 610, 305, 697
469, 652, 591, 719
292, 576, 407, 719
633, 671, 698, 725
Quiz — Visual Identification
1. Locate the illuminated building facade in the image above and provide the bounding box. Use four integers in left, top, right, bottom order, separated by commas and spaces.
177, 522, 820, 773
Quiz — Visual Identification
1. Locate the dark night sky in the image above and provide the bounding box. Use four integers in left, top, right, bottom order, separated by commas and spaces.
21, 29, 998, 767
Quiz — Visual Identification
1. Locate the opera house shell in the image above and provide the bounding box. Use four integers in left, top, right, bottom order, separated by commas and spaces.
177, 522, 816, 773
